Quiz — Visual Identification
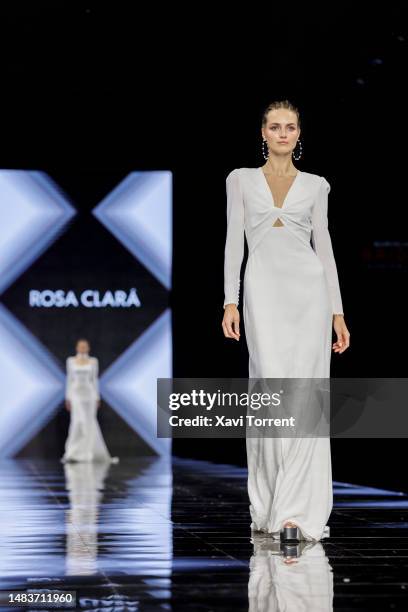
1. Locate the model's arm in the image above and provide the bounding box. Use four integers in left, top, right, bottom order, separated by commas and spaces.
311, 177, 344, 316
65, 357, 73, 403
223, 169, 245, 308
92, 358, 101, 401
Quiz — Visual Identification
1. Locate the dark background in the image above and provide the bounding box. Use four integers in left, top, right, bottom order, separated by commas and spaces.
0, 3, 407, 491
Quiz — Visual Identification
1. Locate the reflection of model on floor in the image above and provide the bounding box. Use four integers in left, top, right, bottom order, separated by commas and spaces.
61, 338, 119, 464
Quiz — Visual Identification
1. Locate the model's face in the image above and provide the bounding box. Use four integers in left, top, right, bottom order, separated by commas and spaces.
262, 109, 300, 157
76, 341, 89, 355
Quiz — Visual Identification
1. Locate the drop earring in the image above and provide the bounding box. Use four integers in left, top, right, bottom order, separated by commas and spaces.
262, 138, 269, 160
292, 138, 303, 161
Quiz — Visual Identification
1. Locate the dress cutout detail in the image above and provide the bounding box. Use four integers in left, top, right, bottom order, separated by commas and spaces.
259, 168, 299, 228
223, 167, 345, 541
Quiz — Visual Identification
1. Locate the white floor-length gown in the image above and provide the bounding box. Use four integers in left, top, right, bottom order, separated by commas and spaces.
223, 167, 344, 542
62, 356, 118, 463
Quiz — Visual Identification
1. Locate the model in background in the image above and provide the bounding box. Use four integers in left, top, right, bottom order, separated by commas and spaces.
222, 100, 350, 543
62, 338, 119, 464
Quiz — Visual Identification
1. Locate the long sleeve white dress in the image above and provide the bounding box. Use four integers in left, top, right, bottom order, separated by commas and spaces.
62, 356, 118, 463
223, 167, 344, 542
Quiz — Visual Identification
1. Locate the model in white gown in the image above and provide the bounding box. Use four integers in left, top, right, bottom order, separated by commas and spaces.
62, 355, 118, 463
223, 167, 344, 542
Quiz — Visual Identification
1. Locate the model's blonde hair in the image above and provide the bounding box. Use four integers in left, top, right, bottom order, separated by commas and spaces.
261, 99, 301, 129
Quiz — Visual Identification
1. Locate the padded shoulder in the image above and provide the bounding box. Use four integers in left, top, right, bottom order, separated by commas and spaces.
319, 175, 331, 193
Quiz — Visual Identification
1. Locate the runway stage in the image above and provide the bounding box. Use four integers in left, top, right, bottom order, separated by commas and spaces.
0, 457, 407, 610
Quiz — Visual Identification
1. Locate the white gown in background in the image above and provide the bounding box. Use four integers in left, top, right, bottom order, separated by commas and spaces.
62, 356, 118, 463
223, 167, 344, 542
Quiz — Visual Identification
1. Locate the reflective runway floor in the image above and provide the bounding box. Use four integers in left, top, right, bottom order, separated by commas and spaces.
0, 456, 407, 610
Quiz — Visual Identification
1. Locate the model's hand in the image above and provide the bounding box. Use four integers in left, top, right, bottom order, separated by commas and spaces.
222, 304, 240, 341
65, 399, 71, 411
332, 315, 350, 354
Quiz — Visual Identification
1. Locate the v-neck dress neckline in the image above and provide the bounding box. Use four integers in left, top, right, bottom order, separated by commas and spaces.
258, 166, 301, 210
